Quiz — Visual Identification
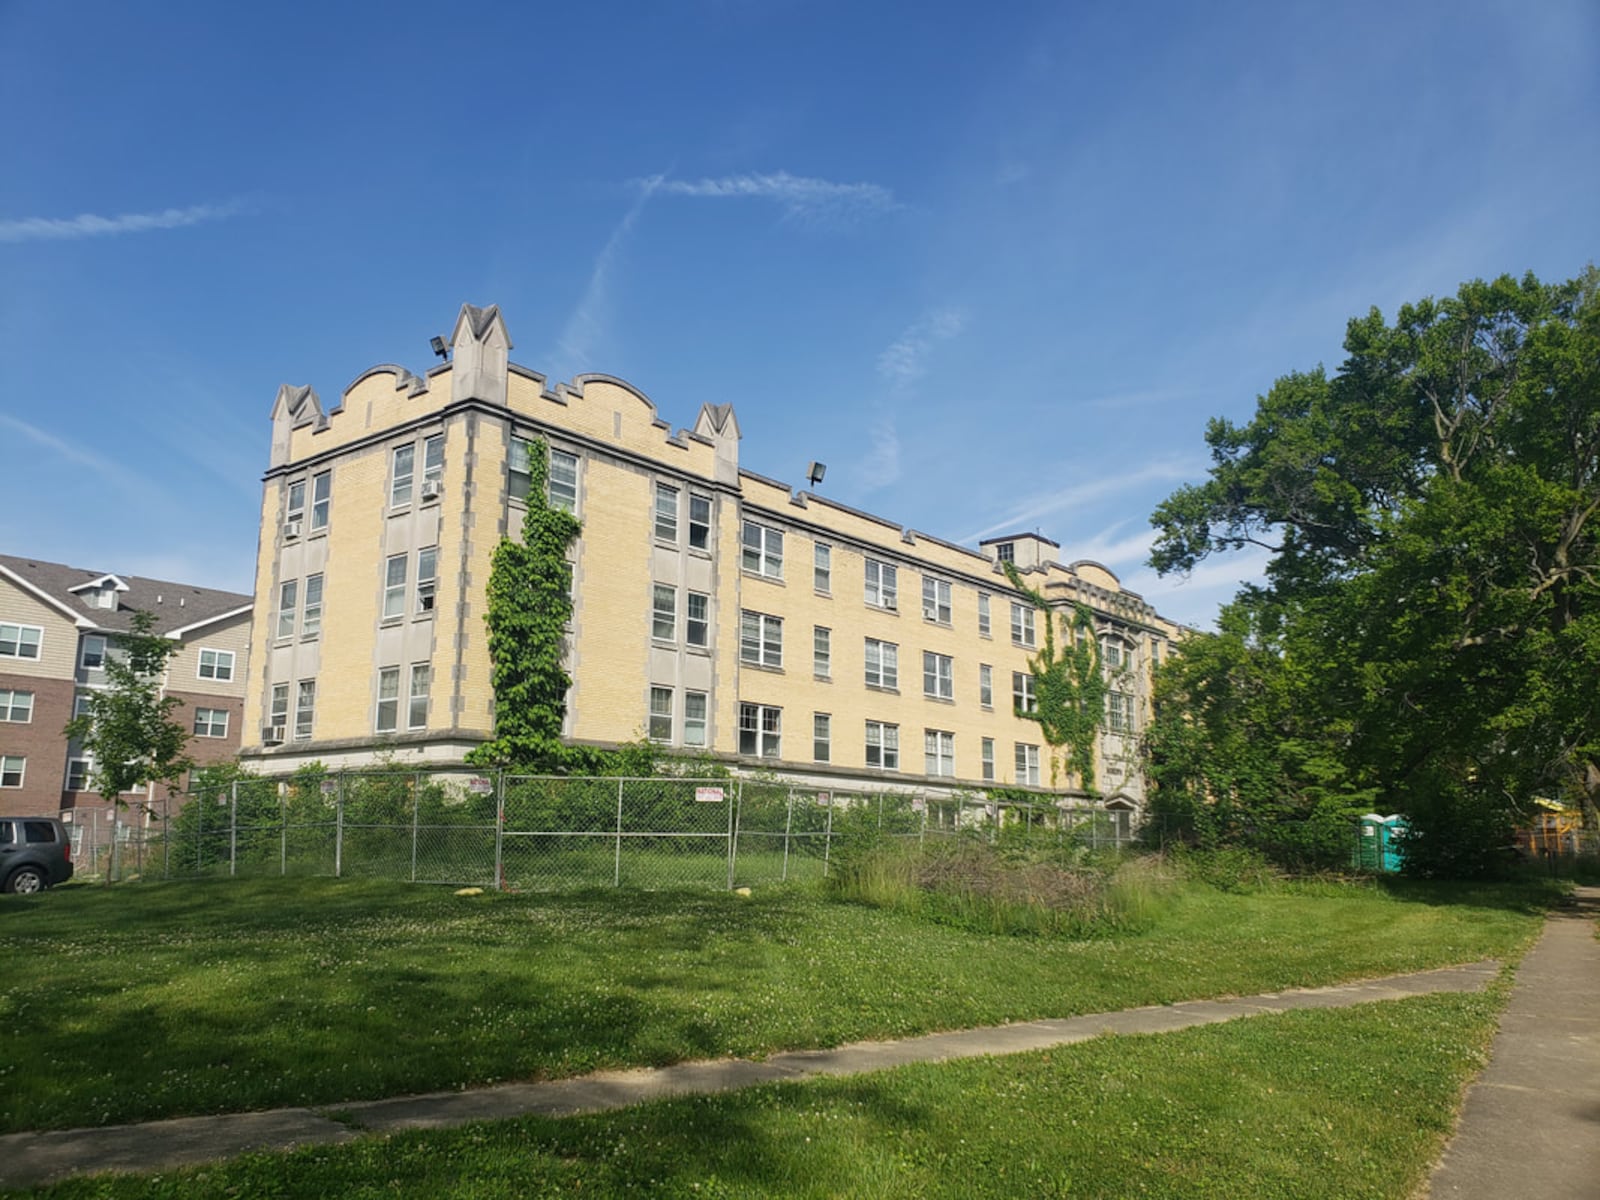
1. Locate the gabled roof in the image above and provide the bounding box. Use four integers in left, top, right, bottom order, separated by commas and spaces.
0, 555, 251, 638
67, 574, 130, 595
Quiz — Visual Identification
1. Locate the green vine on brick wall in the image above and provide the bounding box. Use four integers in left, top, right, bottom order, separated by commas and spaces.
1004, 562, 1112, 793
467, 436, 583, 771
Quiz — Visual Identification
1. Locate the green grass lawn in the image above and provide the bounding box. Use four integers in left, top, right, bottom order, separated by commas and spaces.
15, 989, 1507, 1199
0, 874, 1550, 1135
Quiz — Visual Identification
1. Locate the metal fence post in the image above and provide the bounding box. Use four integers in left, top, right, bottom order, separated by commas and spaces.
163, 793, 171, 880
410, 771, 421, 883
821, 792, 835, 878
494, 770, 505, 890
229, 780, 238, 877
781, 787, 794, 882
280, 785, 288, 876
726, 780, 740, 890
335, 780, 344, 878
614, 778, 625, 887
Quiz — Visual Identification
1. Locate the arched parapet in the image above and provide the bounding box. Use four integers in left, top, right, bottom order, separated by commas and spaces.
342, 364, 431, 402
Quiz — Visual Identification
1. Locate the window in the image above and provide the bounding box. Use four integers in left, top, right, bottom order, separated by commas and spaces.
0, 756, 23, 788
286, 479, 306, 525
686, 592, 709, 648
408, 664, 431, 729
1108, 690, 1132, 734
549, 449, 578, 511
0, 689, 32, 723
1015, 743, 1040, 786
0, 624, 42, 660
73, 693, 92, 719
995, 542, 1015, 563
310, 471, 331, 531
270, 683, 289, 728
742, 520, 783, 579
198, 648, 235, 682
813, 626, 831, 679
391, 443, 415, 507
422, 434, 445, 487
80, 635, 107, 670
813, 713, 831, 762
294, 680, 316, 741
1101, 638, 1127, 670
652, 585, 677, 641
864, 638, 898, 690
383, 554, 408, 620
978, 592, 992, 637
416, 548, 437, 615
814, 543, 831, 593
1011, 602, 1035, 647
1151, 640, 1162, 667
303, 574, 323, 638
654, 483, 679, 542
508, 438, 533, 501
924, 729, 955, 777
684, 691, 707, 747
739, 611, 783, 669
865, 721, 899, 769
649, 686, 673, 742
979, 664, 993, 708
193, 708, 229, 738
981, 737, 995, 781
66, 758, 90, 791
923, 651, 953, 700
864, 559, 897, 610
922, 578, 951, 624
276, 580, 298, 640
1013, 671, 1037, 714
376, 667, 400, 733
739, 703, 781, 757
688, 494, 712, 550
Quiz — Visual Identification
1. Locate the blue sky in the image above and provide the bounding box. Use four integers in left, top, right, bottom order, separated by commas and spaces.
1, 0, 1594, 629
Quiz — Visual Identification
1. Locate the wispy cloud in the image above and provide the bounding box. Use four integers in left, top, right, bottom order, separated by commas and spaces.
856, 415, 902, 492
1058, 521, 1158, 569
0, 413, 125, 473
0, 202, 242, 244
962, 457, 1204, 543
644, 171, 897, 225
1123, 546, 1275, 631
551, 180, 661, 377
877, 309, 968, 390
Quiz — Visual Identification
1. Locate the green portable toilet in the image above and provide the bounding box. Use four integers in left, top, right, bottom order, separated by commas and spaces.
1355, 814, 1407, 872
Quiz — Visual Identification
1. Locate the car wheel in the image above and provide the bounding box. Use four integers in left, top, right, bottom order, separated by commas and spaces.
4, 867, 46, 895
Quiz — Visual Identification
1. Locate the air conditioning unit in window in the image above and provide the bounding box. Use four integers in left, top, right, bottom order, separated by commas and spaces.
262, 724, 286, 745
922, 604, 937, 621
282, 520, 302, 540
420, 480, 443, 502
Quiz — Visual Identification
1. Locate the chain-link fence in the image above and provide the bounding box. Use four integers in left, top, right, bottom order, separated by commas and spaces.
93, 769, 1149, 891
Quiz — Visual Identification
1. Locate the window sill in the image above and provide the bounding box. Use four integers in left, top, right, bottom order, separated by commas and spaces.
814, 673, 831, 683
686, 644, 712, 655
865, 603, 900, 616
923, 618, 952, 629
412, 611, 436, 622
924, 695, 955, 705
741, 661, 785, 675
814, 588, 832, 599
379, 617, 404, 628
742, 569, 785, 585
865, 683, 900, 695
688, 546, 713, 560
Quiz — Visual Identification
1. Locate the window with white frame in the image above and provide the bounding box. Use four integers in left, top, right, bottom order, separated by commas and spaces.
741, 520, 783, 579
922, 577, 951, 624
978, 592, 991, 637
276, 580, 298, 640
198, 648, 235, 682
652, 585, 677, 641
864, 638, 898, 689
924, 729, 955, 777
303, 574, 323, 638
0, 689, 32, 723
383, 554, 408, 620
193, 707, 229, 738
80, 635, 106, 670
654, 483, 679, 542
270, 683, 289, 729
0, 756, 23, 788
376, 667, 400, 733
73, 693, 92, 719
739, 702, 781, 757
865, 721, 899, 769
686, 592, 709, 648
648, 686, 673, 742
286, 478, 306, 526
1151, 639, 1162, 666
1013, 671, 1037, 714
684, 691, 708, 747
814, 626, 831, 679
813, 713, 831, 762
66, 758, 91, 791
864, 558, 897, 610
391, 444, 415, 507
416, 547, 438, 615
994, 542, 1015, 563
1107, 690, 1133, 733
310, 470, 331, 531
549, 449, 578, 511
981, 737, 995, 781
688, 493, 711, 550
923, 651, 953, 700
422, 434, 445, 488
0, 624, 42, 660
1015, 742, 1040, 786
294, 680, 316, 741
408, 664, 431, 729
739, 611, 783, 669
979, 664, 993, 708
814, 543, 831, 593
1011, 602, 1035, 647
1101, 637, 1127, 670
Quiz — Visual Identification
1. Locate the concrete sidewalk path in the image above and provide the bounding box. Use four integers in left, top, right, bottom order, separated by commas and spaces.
0, 960, 1500, 1190
1427, 885, 1600, 1200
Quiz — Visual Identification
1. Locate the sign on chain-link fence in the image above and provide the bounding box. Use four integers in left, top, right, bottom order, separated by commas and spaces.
70, 769, 1150, 890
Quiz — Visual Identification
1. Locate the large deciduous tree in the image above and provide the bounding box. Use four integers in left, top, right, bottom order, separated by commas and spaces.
1146, 268, 1600, 875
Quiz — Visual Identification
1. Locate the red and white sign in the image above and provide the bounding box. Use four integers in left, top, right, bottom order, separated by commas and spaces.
695, 787, 725, 804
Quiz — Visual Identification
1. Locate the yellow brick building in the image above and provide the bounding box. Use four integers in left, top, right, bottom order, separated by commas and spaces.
242, 304, 1183, 805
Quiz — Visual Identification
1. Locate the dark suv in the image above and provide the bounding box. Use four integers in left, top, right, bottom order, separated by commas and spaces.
1, 816, 74, 893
